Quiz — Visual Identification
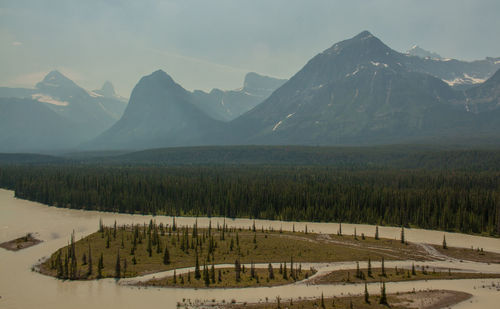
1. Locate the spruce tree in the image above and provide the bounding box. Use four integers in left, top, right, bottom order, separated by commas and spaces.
97, 253, 103, 279
375, 225, 379, 240
203, 263, 210, 286
401, 226, 405, 244
379, 281, 388, 305
442, 234, 447, 249
381, 257, 386, 277
115, 250, 121, 279
367, 257, 372, 277
412, 263, 416, 276
320, 292, 325, 309
163, 243, 170, 265
211, 262, 216, 284
268, 263, 274, 280
364, 282, 370, 303
235, 259, 241, 282
147, 234, 152, 257
194, 250, 201, 279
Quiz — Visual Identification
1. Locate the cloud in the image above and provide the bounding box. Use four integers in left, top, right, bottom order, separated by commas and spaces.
11, 41, 22, 46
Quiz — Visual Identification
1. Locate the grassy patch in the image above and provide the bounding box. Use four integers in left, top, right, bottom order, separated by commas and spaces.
431, 244, 500, 263
311, 267, 500, 285
142, 266, 316, 288
39, 220, 427, 280
212, 290, 472, 309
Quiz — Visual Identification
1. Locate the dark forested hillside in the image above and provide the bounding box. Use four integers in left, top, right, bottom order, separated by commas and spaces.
0, 165, 498, 236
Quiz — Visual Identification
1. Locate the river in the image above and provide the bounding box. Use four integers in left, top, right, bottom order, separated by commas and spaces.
1, 188, 499, 308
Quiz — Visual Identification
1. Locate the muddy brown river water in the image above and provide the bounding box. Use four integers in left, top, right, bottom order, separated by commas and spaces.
1, 189, 499, 308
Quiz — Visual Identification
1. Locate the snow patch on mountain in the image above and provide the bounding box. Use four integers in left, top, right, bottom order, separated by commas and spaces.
443, 73, 486, 86
31, 94, 69, 106
272, 120, 283, 131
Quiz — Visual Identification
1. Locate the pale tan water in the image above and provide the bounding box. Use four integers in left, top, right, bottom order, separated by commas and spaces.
1, 188, 499, 308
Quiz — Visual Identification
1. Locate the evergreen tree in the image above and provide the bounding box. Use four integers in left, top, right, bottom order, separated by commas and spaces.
147, 234, 152, 257
321, 293, 325, 309
381, 257, 386, 277
163, 243, 170, 265
375, 225, 379, 240
268, 263, 274, 280
283, 262, 288, 280
379, 281, 388, 305
115, 250, 121, 278
367, 258, 372, 277
235, 259, 241, 282
194, 250, 201, 279
203, 263, 210, 286
97, 253, 103, 279
87, 244, 92, 277
442, 234, 447, 249
412, 263, 416, 276
210, 262, 216, 284
364, 282, 370, 303
401, 226, 405, 244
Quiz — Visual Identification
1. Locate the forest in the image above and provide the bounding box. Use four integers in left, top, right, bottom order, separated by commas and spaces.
0, 164, 498, 236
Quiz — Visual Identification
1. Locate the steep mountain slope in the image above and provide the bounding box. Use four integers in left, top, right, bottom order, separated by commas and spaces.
0, 98, 80, 152
191, 72, 286, 121
230, 31, 499, 146
464, 69, 500, 113
87, 70, 224, 150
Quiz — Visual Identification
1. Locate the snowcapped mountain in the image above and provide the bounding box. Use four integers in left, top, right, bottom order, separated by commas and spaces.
0, 71, 127, 151
229, 31, 500, 146
406, 45, 442, 59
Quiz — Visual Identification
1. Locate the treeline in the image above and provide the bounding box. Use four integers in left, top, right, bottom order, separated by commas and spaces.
0, 165, 499, 235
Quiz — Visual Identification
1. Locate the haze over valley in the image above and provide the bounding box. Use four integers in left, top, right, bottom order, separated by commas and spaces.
1, 2, 500, 309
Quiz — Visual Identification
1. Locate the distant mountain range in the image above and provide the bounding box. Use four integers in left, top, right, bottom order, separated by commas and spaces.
87, 31, 500, 150
192, 72, 287, 121
1, 31, 500, 153
0, 71, 127, 151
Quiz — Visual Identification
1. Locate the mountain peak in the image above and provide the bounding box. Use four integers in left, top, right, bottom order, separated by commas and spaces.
145, 69, 176, 86
406, 45, 442, 59
100, 81, 116, 96
243, 72, 287, 92
353, 30, 374, 40
36, 70, 78, 90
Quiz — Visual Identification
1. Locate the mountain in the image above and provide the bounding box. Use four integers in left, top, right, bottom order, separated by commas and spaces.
464, 68, 500, 113
230, 31, 500, 146
0, 71, 128, 151
91, 81, 128, 119
87, 70, 225, 150
191, 72, 286, 121
406, 45, 442, 59
0, 98, 80, 152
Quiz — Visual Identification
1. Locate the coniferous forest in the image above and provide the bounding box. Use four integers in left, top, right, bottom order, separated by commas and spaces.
0, 164, 498, 236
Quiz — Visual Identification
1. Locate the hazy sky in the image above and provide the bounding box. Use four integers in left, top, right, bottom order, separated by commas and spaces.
1, 0, 499, 97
